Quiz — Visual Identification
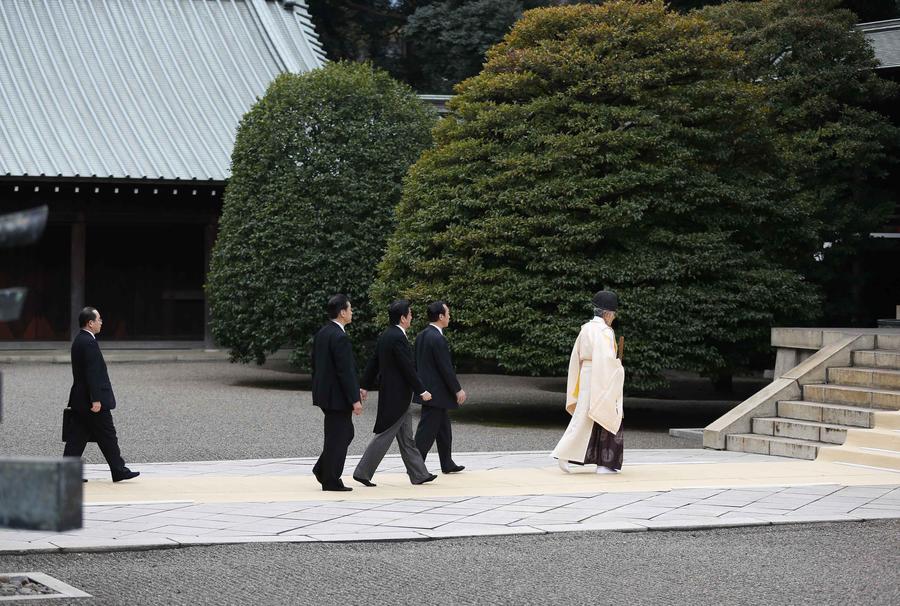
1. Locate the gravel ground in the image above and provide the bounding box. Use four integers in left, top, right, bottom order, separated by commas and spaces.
0, 361, 760, 463
0, 521, 896, 605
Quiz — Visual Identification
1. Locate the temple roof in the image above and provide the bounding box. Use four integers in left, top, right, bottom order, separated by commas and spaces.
0, 0, 325, 181
858, 18, 900, 70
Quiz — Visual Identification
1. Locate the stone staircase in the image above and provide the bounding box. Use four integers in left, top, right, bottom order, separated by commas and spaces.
704, 331, 900, 470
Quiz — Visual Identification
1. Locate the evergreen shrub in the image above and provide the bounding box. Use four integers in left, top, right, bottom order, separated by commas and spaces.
207, 62, 436, 364
374, 1, 818, 390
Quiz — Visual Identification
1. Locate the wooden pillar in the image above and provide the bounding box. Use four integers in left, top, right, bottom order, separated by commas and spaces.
203, 221, 217, 347
69, 217, 86, 338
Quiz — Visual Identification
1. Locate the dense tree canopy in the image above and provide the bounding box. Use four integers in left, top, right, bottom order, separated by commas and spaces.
306, 1, 899, 92
405, 0, 524, 93
373, 1, 820, 391
207, 62, 435, 365
703, 0, 900, 325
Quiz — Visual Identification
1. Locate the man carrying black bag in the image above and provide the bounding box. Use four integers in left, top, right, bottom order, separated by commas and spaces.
63, 307, 139, 483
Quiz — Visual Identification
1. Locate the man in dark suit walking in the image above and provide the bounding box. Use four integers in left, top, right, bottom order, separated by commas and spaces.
353, 300, 438, 487
63, 307, 139, 482
311, 294, 363, 492
414, 301, 467, 474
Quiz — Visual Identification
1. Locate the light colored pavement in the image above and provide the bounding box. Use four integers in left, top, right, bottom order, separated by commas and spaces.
1, 449, 898, 554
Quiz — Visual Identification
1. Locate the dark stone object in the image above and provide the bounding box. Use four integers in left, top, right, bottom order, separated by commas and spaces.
0, 457, 83, 531
0, 205, 48, 248
0, 205, 48, 422
0, 287, 27, 323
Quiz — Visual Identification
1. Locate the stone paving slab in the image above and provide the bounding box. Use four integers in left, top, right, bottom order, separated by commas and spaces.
78, 449, 780, 481
0, 450, 898, 554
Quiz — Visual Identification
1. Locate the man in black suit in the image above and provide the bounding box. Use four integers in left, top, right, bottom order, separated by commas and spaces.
353, 300, 438, 487
63, 307, 139, 482
311, 294, 363, 492
414, 301, 467, 474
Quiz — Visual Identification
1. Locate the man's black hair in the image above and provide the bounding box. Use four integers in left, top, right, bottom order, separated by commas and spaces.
426, 301, 447, 322
326, 294, 350, 319
388, 299, 411, 325
78, 306, 98, 328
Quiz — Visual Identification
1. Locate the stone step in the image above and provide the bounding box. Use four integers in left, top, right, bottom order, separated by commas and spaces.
828, 366, 900, 390
726, 433, 824, 460
874, 410, 900, 430
752, 417, 848, 444
777, 400, 879, 428
875, 334, 900, 352
852, 349, 900, 370
802, 384, 900, 410
844, 427, 900, 452
817, 444, 900, 471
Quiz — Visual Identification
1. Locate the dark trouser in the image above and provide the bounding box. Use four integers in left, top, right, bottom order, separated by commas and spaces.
583, 423, 624, 471
62, 409, 128, 478
313, 409, 354, 489
354, 409, 430, 484
415, 405, 456, 472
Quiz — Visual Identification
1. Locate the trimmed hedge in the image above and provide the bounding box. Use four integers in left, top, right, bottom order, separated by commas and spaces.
373, 1, 818, 390
207, 62, 436, 365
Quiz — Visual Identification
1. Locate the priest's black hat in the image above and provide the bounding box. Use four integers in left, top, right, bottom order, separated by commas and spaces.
592, 290, 618, 311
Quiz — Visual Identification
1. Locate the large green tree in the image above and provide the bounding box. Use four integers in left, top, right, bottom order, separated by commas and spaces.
703, 0, 900, 325
306, 1, 411, 80
207, 62, 436, 365
405, 0, 525, 93
373, 1, 818, 391
307, 1, 580, 92
306, 1, 899, 92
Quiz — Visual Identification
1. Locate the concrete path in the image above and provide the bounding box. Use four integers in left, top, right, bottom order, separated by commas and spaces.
1, 449, 898, 553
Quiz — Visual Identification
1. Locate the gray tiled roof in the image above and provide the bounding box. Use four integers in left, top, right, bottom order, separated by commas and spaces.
0, 0, 325, 181
858, 18, 900, 70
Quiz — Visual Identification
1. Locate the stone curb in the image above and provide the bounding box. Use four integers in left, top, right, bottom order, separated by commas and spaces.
0, 514, 890, 555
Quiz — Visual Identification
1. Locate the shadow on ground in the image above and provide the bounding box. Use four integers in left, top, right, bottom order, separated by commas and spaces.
0, 362, 770, 460
237, 369, 767, 432
232, 376, 313, 391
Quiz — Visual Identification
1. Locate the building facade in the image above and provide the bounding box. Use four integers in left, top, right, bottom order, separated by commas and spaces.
0, 0, 325, 345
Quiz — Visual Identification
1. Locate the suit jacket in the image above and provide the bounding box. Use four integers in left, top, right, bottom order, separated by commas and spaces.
68, 330, 116, 412
413, 324, 462, 410
311, 321, 360, 411
361, 326, 426, 434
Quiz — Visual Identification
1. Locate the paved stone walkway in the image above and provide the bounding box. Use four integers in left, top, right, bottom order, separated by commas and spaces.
1, 450, 898, 553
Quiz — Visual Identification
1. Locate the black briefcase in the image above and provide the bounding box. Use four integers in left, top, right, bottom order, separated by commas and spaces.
62, 407, 95, 443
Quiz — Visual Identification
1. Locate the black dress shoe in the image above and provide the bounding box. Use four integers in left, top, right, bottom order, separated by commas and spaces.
112, 470, 140, 482
442, 465, 465, 474
323, 485, 352, 492
412, 474, 438, 485
353, 476, 376, 487
82, 479, 88, 483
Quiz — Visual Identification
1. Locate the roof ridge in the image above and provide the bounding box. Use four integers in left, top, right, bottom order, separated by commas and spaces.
856, 18, 900, 32
248, 0, 323, 74
0, 0, 325, 181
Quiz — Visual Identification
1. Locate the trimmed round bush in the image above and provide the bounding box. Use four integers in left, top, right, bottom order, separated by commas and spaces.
208, 62, 436, 364
373, 1, 818, 390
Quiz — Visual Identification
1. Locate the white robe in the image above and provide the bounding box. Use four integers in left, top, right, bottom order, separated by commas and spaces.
551, 317, 624, 463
